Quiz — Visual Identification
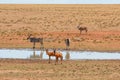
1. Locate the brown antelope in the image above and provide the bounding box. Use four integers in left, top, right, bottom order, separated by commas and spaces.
46, 49, 63, 65
77, 25, 88, 34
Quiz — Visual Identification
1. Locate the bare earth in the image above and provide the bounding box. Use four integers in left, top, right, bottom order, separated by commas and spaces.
0, 4, 120, 51
0, 59, 120, 80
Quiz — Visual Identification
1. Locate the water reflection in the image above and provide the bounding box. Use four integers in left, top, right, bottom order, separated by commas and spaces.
65, 51, 70, 60
39, 51, 43, 59
0, 49, 120, 60
29, 49, 43, 59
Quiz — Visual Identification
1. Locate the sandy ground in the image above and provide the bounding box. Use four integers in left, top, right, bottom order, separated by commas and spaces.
0, 4, 120, 51
0, 59, 120, 80
0, 31, 120, 52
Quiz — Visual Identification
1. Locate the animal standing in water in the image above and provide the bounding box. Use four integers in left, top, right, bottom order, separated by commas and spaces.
46, 49, 63, 64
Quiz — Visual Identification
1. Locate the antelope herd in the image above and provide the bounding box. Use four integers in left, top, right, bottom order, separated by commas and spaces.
27, 25, 88, 64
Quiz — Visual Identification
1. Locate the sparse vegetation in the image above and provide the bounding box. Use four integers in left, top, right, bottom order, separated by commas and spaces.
0, 59, 120, 80
0, 4, 120, 51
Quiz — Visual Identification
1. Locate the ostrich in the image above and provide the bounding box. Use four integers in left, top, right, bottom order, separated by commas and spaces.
27, 34, 44, 49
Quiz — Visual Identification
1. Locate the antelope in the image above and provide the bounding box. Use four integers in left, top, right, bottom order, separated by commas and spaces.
65, 38, 70, 50
46, 49, 63, 65
77, 25, 88, 34
27, 34, 44, 49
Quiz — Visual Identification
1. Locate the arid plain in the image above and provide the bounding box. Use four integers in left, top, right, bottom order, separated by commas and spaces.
0, 4, 120, 80
0, 4, 120, 51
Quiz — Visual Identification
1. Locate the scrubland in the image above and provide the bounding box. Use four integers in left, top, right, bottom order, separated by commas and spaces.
0, 4, 120, 51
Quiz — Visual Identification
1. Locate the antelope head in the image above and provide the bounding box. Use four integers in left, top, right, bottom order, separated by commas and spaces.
27, 34, 32, 40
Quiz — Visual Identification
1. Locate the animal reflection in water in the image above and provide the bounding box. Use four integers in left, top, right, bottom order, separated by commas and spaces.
46, 49, 63, 65
65, 51, 70, 60
29, 49, 43, 59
